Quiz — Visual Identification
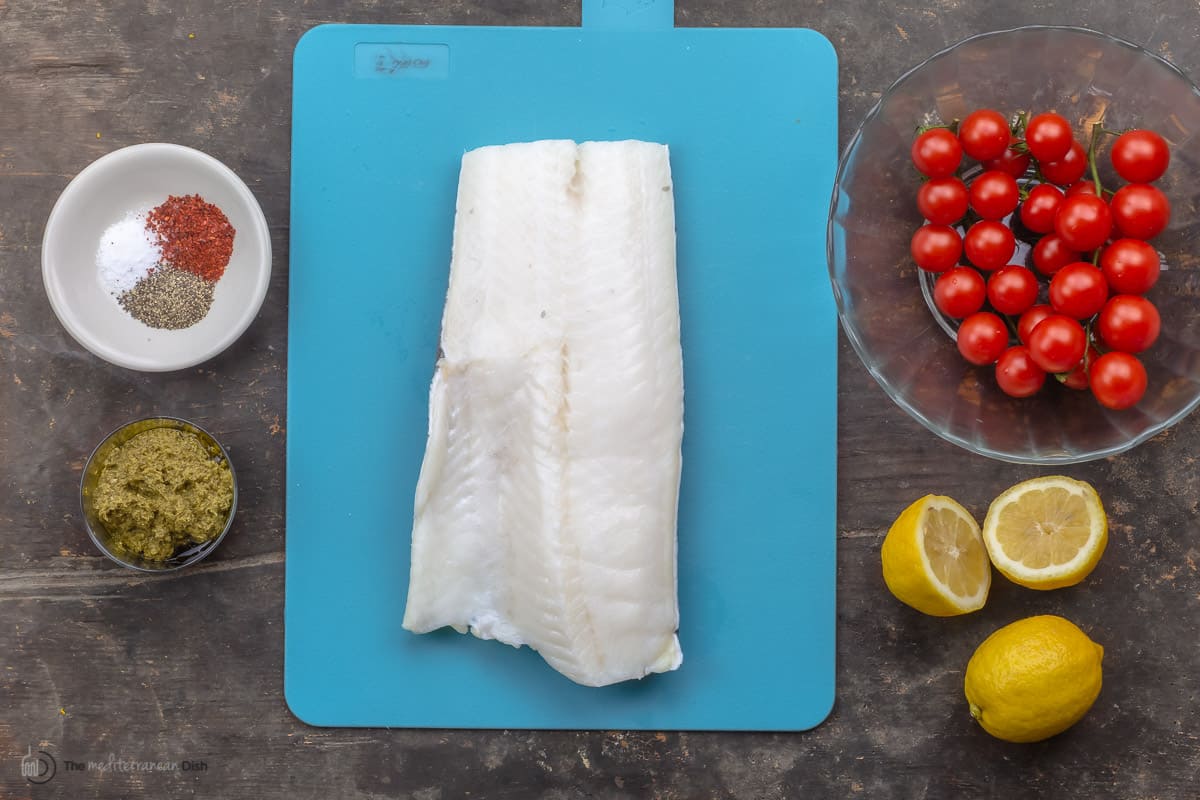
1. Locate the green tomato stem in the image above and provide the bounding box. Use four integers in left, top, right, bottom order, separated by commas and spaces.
1012, 110, 1029, 138
1088, 122, 1105, 195
916, 119, 960, 136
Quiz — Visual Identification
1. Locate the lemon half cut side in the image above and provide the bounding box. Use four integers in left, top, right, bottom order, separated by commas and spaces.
982, 476, 1107, 590
882, 495, 991, 616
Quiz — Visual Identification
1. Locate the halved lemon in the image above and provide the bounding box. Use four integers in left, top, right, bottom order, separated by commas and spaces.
982, 476, 1107, 590
881, 495, 990, 616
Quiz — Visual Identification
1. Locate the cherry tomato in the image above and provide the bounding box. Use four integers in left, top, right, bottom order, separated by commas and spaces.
1018, 304, 1055, 345
1066, 181, 1100, 198
911, 128, 962, 178
958, 109, 1011, 161
1039, 140, 1088, 186
910, 225, 962, 272
1054, 194, 1112, 252
917, 177, 969, 225
1097, 295, 1161, 353
995, 345, 1047, 397
957, 311, 1009, 365
1111, 129, 1170, 183
1032, 234, 1081, 276
1061, 347, 1097, 390
1110, 183, 1170, 240
987, 265, 1039, 315
1100, 238, 1161, 294
983, 141, 1032, 179
1025, 113, 1074, 163
1027, 314, 1087, 373
1019, 183, 1065, 234
968, 170, 1020, 220
1089, 351, 1148, 410
1049, 262, 1108, 319
933, 267, 987, 318
963, 220, 1016, 271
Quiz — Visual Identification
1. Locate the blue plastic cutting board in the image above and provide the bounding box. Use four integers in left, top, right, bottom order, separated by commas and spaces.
286, 0, 838, 730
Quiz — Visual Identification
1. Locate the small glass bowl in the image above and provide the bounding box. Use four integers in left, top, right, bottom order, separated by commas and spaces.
828, 25, 1200, 464
80, 417, 238, 571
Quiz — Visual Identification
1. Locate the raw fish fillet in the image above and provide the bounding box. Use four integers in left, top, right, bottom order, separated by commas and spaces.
402, 139, 683, 687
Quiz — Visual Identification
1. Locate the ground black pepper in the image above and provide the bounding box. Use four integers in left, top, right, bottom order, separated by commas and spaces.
118, 267, 215, 330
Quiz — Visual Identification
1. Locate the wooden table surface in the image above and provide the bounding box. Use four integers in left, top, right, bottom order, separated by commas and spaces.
3, 2, 1199, 798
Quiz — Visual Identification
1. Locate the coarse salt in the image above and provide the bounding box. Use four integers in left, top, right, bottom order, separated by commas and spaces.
97, 211, 162, 295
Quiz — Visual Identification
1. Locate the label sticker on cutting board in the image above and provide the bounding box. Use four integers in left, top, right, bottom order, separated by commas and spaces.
354, 43, 450, 79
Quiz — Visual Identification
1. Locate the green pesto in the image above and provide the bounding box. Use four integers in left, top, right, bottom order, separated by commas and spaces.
94, 428, 233, 561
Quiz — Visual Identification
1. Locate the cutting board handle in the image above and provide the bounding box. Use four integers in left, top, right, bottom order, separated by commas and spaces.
582, 0, 674, 30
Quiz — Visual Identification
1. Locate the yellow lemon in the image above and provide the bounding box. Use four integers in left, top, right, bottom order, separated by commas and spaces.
982, 476, 1107, 590
881, 495, 990, 616
964, 615, 1104, 743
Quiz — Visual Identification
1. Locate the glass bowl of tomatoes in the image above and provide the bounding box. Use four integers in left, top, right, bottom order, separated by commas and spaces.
828, 25, 1200, 464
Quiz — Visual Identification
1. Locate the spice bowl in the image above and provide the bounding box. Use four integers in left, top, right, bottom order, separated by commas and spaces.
42, 143, 272, 372
81, 417, 238, 572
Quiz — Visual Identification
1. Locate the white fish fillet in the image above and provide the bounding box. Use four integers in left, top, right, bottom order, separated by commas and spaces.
402, 139, 683, 687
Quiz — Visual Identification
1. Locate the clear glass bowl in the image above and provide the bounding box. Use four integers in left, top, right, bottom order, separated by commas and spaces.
828, 25, 1200, 464
80, 417, 238, 571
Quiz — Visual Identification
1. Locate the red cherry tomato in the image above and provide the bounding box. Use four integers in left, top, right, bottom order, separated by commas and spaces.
958, 109, 1012, 161
1097, 295, 1161, 353
910, 225, 962, 272
1089, 351, 1148, 410
911, 128, 963, 178
1099, 238, 1161, 294
1032, 234, 1081, 276
1110, 183, 1170, 240
1027, 314, 1087, 373
957, 311, 1010, 365
1039, 140, 1088, 186
1025, 113, 1074, 163
1055, 194, 1113, 252
1018, 304, 1055, 345
933, 267, 987, 318
1049, 262, 1109, 319
987, 265, 1039, 315
968, 170, 1020, 220
1111, 129, 1170, 183
963, 220, 1016, 271
1061, 347, 1097, 390
917, 177, 969, 225
982, 141, 1032, 178
1019, 183, 1065, 234
1066, 181, 1100, 198
995, 345, 1047, 397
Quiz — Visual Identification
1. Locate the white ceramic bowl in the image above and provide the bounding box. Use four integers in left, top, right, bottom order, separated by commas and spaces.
42, 143, 271, 371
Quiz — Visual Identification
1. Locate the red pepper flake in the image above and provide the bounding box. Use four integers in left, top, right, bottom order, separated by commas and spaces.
146, 194, 235, 282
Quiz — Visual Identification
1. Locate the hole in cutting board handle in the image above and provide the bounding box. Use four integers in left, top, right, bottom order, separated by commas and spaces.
581, 0, 675, 30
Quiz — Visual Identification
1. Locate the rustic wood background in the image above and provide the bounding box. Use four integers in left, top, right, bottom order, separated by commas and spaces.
2, 1, 1198, 797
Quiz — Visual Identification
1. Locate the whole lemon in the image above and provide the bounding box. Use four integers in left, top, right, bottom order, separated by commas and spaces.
964, 615, 1103, 743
